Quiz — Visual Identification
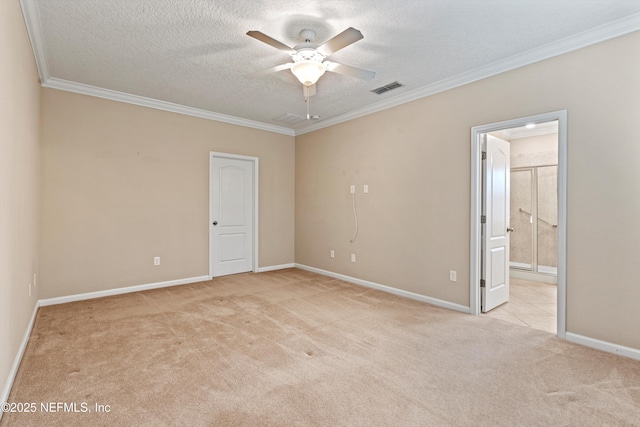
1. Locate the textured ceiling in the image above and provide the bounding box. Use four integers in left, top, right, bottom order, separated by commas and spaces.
22, 0, 640, 135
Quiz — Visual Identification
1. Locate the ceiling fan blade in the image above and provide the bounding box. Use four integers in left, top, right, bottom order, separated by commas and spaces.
246, 31, 295, 53
245, 62, 293, 78
317, 27, 364, 56
325, 62, 375, 80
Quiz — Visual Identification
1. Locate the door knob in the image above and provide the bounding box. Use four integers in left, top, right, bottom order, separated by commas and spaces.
507, 227, 514, 232
212, 221, 218, 226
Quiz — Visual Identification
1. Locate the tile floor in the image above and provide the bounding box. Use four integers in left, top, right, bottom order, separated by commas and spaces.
484, 277, 557, 334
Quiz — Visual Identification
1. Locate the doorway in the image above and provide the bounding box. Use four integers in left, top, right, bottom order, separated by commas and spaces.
490, 122, 559, 332
470, 111, 567, 338
209, 152, 259, 277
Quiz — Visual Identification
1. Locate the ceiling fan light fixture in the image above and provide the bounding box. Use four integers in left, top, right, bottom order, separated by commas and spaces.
291, 60, 326, 86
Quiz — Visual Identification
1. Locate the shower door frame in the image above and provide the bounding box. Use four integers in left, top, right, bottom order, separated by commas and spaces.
510, 164, 559, 277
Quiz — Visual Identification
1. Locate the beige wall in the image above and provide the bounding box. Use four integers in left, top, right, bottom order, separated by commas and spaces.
0, 0, 41, 402
296, 31, 640, 349
40, 89, 295, 299
510, 132, 558, 158
509, 133, 559, 172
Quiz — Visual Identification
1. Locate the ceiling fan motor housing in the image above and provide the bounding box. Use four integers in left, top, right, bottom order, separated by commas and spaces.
291, 47, 325, 63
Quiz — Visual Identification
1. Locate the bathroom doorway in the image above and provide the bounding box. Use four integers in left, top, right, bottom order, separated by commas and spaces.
470, 110, 567, 338
489, 121, 559, 333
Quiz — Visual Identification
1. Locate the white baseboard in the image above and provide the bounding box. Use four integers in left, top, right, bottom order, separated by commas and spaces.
295, 264, 470, 314
1, 302, 39, 413
565, 332, 640, 361
38, 275, 212, 307
256, 263, 295, 273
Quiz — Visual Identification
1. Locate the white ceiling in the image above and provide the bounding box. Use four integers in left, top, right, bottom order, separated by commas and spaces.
21, 0, 640, 136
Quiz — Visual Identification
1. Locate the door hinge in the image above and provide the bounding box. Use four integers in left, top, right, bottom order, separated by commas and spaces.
481, 151, 487, 160
480, 279, 486, 288
481, 215, 486, 224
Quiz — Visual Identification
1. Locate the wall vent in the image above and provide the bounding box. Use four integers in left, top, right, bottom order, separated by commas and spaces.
273, 113, 306, 124
371, 81, 404, 95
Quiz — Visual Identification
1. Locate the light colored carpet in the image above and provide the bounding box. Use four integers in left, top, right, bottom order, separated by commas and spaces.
2, 268, 639, 426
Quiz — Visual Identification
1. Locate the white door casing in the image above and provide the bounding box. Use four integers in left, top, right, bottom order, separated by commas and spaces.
470, 110, 567, 338
481, 135, 511, 312
210, 153, 258, 277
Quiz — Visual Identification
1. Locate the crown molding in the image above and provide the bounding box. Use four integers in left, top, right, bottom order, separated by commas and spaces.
43, 78, 295, 136
295, 12, 640, 135
19, 0, 639, 137
20, 0, 294, 136
20, 0, 49, 82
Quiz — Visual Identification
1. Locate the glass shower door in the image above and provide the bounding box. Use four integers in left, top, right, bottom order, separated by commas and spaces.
510, 169, 534, 270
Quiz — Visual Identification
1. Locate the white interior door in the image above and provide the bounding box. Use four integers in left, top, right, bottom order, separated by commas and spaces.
482, 135, 511, 312
210, 155, 254, 277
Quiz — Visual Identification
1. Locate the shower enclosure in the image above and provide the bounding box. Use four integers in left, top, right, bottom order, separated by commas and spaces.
510, 165, 558, 276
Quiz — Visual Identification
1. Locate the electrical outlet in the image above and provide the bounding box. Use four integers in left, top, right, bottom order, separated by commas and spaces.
330, 250, 335, 258
449, 270, 457, 282
350, 185, 355, 194
154, 256, 161, 266
363, 184, 369, 193
351, 253, 356, 263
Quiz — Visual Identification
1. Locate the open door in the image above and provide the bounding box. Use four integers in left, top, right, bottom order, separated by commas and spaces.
481, 135, 511, 312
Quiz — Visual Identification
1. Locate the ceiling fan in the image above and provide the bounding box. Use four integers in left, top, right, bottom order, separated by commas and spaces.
245, 27, 375, 87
